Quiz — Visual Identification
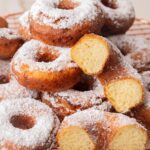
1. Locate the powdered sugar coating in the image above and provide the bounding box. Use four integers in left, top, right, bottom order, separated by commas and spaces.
62, 108, 142, 130
109, 34, 150, 72
19, 11, 31, 38
0, 60, 37, 100
0, 98, 60, 149
109, 34, 150, 55
0, 60, 10, 77
12, 40, 78, 72
92, 101, 112, 112
43, 78, 104, 109
30, 0, 103, 29
141, 71, 150, 91
0, 28, 21, 40
19, 11, 30, 30
100, 0, 135, 27
0, 77, 38, 100
125, 49, 150, 72
107, 39, 143, 82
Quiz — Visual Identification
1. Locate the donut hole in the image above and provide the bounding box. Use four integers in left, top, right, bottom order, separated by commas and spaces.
0, 75, 9, 84
36, 49, 60, 63
73, 77, 94, 92
10, 115, 35, 130
57, 0, 79, 10
101, 0, 118, 9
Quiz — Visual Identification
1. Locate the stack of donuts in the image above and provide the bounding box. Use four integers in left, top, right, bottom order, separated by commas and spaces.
0, 0, 150, 149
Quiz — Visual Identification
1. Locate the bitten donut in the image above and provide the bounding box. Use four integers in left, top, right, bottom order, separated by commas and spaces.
29, 0, 104, 46
57, 108, 148, 150
42, 76, 106, 119
99, 0, 135, 35
19, 11, 32, 40
109, 35, 150, 72
0, 28, 24, 59
0, 98, 60, 150
0, 17, 8, 28
71, 34, 144, 113
11, 40, 82, 92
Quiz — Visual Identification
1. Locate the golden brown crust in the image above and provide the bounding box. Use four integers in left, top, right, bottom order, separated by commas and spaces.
12, 65, 82, 92
97, 40, 144, 112
57, 110, 148, 150
0, 17, 8, 28
100, 0, 135, 35
19, 24, 31, 41
0, 38, 24, 59
30, 17, 104, 47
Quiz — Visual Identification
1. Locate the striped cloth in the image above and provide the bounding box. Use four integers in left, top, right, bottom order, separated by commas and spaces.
4, 13, 150, 42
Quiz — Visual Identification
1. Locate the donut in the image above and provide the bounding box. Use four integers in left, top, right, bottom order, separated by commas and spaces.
71, 34, 110, 75
0, 28, 24, 59
57, 108, 148, 150
141, 71, 150, 91
19, 11, 32, 40
29, 0, 104, 46
0, 98, 60, 150
109, 34, 150, 72
99, 0, 135, 35
71, 34, 144, 113
11, 40, 82, 92
42, 76, 106, 119
0, 17, 8, 28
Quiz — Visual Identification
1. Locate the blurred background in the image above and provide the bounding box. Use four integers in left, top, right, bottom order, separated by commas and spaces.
0, 0, 150, 20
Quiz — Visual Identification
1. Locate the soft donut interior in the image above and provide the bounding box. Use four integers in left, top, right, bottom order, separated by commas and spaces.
57, 126, 95, 150
10, 114, 35, 130
109, 125, 147, 150
71, 34, 110, 75
105, 78, 143, 112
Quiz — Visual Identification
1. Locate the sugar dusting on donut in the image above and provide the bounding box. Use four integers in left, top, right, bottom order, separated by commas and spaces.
19, 11, 30, 31
62, 108, 143, 130
43, 78, 104, 108
0, 77, 38, 100
100, 0, 135, 27
0, 28, 21, 40
107, 39, 143, 82
0, 60, 10, 77
19, 11, 31, 39
12, 40, 78, 72
0, 98, 60, 149
30, 0, 103, 29
109, 35, 150, 54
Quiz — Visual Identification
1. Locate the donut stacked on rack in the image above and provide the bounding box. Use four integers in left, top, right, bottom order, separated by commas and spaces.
0, 0, 150, 149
